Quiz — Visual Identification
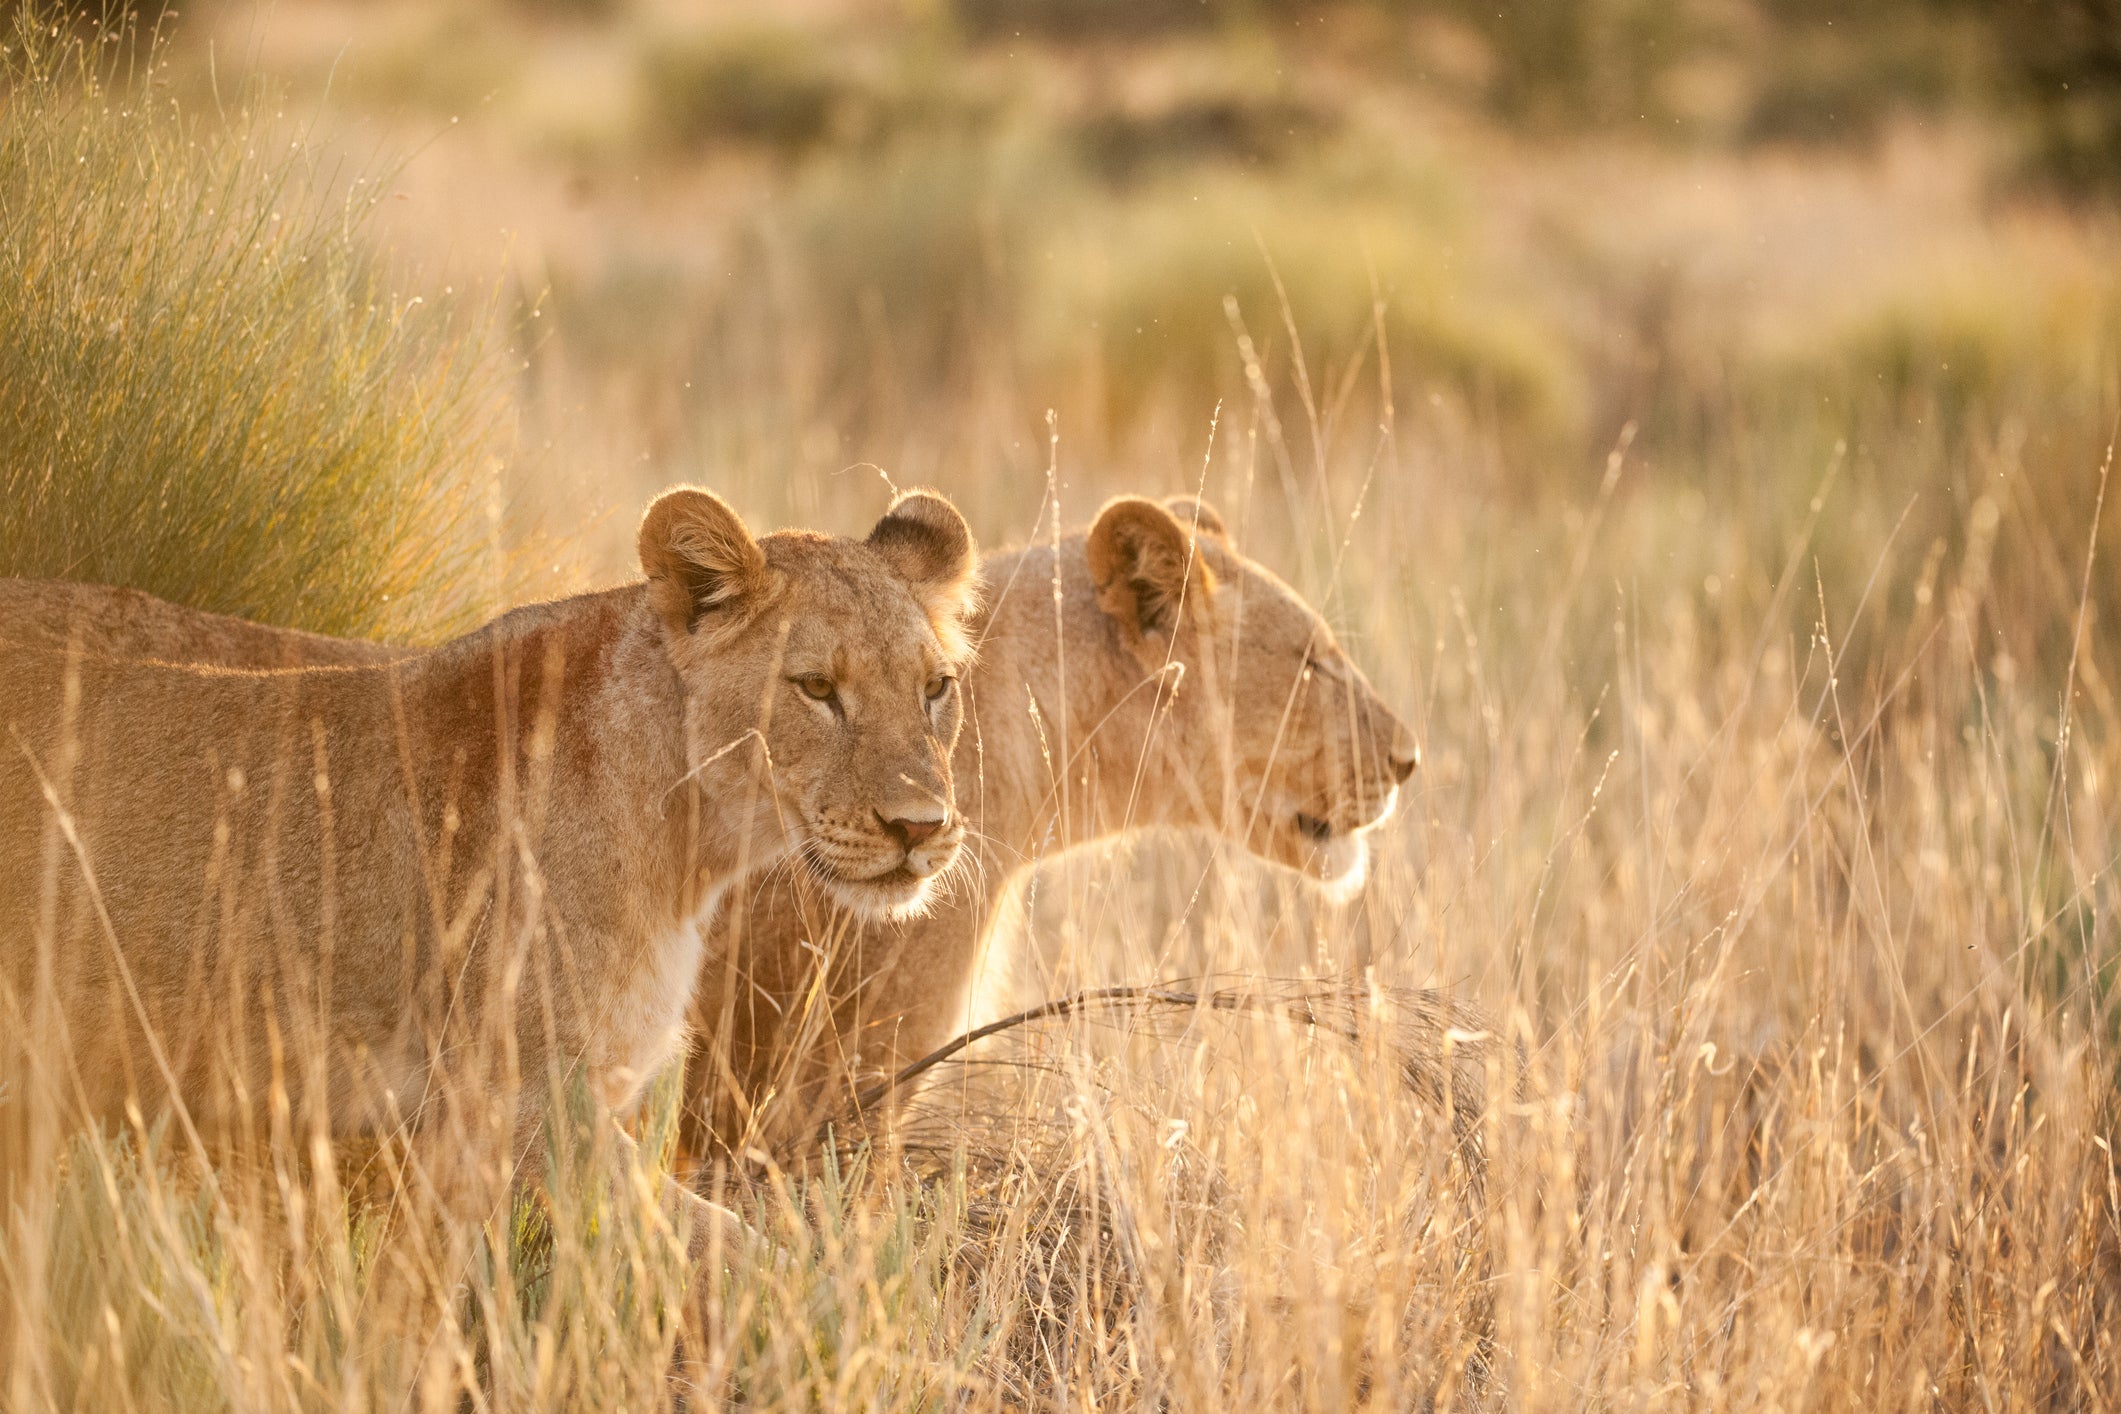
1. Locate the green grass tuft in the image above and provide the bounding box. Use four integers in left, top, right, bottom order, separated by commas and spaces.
0, 15, 507, 643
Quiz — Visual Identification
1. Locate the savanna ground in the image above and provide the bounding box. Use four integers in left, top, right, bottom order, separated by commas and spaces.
3, 0, 2120, 1407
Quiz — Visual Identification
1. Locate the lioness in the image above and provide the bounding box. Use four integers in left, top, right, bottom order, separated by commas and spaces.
0, 488, 975, 1238
683, 494, 1420, 1156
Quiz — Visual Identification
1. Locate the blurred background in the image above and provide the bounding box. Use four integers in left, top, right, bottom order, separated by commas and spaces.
107, 0, 2121, 574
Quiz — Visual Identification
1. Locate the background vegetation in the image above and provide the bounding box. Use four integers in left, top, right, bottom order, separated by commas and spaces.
0, 16, 508, 641
3, 0, 2118, 1409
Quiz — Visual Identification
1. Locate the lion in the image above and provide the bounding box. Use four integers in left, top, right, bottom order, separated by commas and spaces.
681, 493, 1420, 1159
0, 487, 977, 1271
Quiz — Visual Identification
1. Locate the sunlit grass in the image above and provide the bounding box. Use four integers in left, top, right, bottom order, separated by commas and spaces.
8, 391, 2113, 1407
0, 13, 505, 642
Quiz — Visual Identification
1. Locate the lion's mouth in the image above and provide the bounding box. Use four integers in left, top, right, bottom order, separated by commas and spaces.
1279, 810, 1372, 898
801, 852, 944, 919
1295, 780, 1401, 842
849, 861, 925, 890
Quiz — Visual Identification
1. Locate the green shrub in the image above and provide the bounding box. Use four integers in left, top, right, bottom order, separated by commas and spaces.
1758, 266, 2119, 426
0, 16, 504, 641
1034, 180, 1584, 445
1439, 0, 1707, 130
714, 142, 1576, 454
1073, 85, 1335, 184
951, 0, 1228, 38
784, 137, 1041, 414
343, 8, 526, 116
1741, 13, 1987, 149
1742, 41, 1904, 147
503, 0, 627, 22
1992, 0, 2121, 192
948, 0, 1418, 41
641, 26, 867, 156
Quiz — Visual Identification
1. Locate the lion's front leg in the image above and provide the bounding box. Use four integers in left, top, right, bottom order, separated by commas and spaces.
601, 1118, 754, 1270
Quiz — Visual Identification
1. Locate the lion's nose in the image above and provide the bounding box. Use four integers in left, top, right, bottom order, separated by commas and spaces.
1387, 730, 1420, 784
878, 810, 947, 849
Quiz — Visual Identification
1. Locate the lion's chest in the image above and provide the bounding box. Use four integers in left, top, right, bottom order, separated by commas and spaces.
588, 905, 716, 1111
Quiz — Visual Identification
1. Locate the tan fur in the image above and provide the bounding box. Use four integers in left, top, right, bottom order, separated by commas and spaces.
0, 580, 406, 669
0, 489, 977, 1231
683, 495, 1419, 1158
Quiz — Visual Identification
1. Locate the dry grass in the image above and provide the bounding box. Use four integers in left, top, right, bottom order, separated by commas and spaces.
4, 3, 2120, 1411
6, 389, 2114, 1408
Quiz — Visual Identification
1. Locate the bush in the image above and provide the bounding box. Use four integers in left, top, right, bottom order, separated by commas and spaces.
1741, 12, 1986, 149
503, 0, 627, 21
641, 26, 866, 156
0, 16, 504, 641
342, 8, 525, 117
1756, 265, 2119, 427
1742, 41, 1904, 147
952, 0, 1228, 38
1991, 0, 2121, 192
1073, 86, 1335, 184
1034, 179, 1584, 446
783, 138, 1040, 421
1439, 0, 1707, 130
948, 0, 1418, 41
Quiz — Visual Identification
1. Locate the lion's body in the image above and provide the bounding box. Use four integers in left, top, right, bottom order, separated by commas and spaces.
2, 587, 700, 1145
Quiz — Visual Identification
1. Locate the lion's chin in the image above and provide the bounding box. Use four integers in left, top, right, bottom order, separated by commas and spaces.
1304, 830, 1370, 902
806, 858, 941, 921
1273, 814, 1371, 902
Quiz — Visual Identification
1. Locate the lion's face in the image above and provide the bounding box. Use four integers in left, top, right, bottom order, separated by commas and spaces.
1201, 553, 1415, 893
1087, 496, 1417, 895
640, 489, 976, 918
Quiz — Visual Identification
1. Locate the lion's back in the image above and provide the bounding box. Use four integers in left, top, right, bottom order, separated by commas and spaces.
0, 579, 397, 668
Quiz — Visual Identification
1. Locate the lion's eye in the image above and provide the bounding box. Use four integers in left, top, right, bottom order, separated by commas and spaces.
794, 675, 837, 702
925, 674, 955, 702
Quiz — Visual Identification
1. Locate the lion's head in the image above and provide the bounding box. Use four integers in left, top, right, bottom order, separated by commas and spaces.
1086, 493, 1417, 895
638, 487, 977, 918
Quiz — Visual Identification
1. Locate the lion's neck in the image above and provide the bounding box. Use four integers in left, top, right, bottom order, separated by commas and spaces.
959, 539, 1199, 883
393, 584, 714, 931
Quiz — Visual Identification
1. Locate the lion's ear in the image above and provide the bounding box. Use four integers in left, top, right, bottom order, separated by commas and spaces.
867, 489, 978, 634
1162, 494, 1228, 542
638, 487, 767, 635
1088, 496, 1216, 643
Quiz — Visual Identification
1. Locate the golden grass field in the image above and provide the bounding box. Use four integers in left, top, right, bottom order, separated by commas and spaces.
3, 1, 2120, 1408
